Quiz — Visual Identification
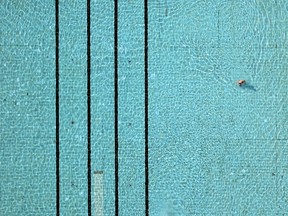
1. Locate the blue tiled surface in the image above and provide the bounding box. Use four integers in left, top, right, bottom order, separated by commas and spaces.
59, 1, 88, 215
117, 1, 145, 215
91, 1, 115, 215
1, 0, 288, 216
0, 1, 55, 215
148, 1, 288, 215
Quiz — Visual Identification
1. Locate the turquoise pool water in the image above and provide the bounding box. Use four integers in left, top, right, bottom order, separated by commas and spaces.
1, 0, 288, 215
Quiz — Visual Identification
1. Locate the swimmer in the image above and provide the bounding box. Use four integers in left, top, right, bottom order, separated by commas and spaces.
237, 80, 246, 87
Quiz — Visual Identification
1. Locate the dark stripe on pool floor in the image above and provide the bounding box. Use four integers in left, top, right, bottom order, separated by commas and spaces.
144, 0, 149, 215
87, 0, 92, 215
55, 0, 60, 215
114, 0, 119, 215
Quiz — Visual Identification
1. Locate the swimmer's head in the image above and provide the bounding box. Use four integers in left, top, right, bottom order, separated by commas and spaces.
237, 80, 246, 86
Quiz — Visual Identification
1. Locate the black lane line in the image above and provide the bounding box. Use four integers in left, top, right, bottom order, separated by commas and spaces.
87, 0, 92, 215
55, 0, 60, 215
114, 0, 119, 215
144, 0, 149, 215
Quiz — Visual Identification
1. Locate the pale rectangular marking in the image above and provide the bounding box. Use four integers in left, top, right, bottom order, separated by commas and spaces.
94, 171, 104, 216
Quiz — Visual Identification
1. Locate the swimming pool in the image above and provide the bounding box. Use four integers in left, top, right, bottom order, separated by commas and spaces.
1, 0, 287, 215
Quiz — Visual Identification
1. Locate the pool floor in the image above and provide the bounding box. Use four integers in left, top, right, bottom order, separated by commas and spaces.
1, 0, 288, 215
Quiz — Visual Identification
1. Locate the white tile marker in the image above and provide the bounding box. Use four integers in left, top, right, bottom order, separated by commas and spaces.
94, 171, 104, 216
